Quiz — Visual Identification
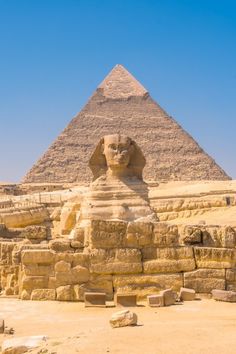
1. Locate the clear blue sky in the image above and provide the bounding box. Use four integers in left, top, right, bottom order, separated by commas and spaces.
0, 0, 235, 182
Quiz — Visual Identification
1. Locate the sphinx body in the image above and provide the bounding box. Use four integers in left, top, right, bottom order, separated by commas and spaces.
79, 134, 157, 224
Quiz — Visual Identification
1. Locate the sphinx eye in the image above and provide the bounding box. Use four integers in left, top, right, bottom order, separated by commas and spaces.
109, 144, 117, 150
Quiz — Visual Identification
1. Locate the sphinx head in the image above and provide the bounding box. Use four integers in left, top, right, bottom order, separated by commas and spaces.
102, 134, 133, 169
89, 134, 146, 180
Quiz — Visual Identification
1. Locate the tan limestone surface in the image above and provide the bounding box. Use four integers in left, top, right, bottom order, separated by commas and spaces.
23, 65, 229, 183
1, 299, 236, 354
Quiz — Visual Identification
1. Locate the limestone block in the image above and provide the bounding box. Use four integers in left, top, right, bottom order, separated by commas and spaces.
110, 310, 137, 328
23, 265, 54, 277
21, 276, 48, 291
21, 289, 31, 300
55, 265, 89, 286
147, 294, 164, 307
203, 226, 236, 248
21, 250, 54, 265
49, 239, 72, 252
125, 221, 153, 248
113, 274, 183, 299
71, 265, 90, 283
153, 223, 179, 247
31, 289, 56, 301
143, 247, 195, 273
72, 253, 90, 268
212, 289, 236, 302
55, 261, 71, 273
89, 248, 142, 274
0, 242, 16, 265
115, 294, 137, 306
84, 292, 106, 307
20, 226, 48, 240
71, 240, 84, 249
1, 206, 49, 228
60, 202, 80, 235
54, 253, 74, 263
74, 274, 113, 301
71, 227, 85, 248
194, 247, 236, 269
56, 285, 74, 301
179, 287, 196, 301
0, 265, 19, 289
48, 277, 56, 289
184, 269, 225, 293
50, 207, 61, 221
89, 220, 127, 248
160, 288, 176, 306
12, 243, 49, 265
179, 226, 202, 245
226, 269, 236, 291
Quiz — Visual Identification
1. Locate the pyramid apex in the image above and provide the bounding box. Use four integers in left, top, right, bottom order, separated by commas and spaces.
99, 64, 148, 99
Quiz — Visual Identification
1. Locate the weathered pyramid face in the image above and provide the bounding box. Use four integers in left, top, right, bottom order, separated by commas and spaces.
23, 64, 230, 184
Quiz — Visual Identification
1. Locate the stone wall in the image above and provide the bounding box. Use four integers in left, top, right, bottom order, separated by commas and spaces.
0, 220, 236, 301
150, 194, 236, 221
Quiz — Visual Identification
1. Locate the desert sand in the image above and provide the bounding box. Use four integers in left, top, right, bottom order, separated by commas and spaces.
1, 298, 236, 354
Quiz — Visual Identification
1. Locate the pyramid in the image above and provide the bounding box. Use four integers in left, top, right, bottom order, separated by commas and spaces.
23, 65, 230, 183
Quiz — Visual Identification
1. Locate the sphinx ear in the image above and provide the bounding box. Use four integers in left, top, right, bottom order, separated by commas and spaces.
89, 137, 107, 181
129, 140, 146, 179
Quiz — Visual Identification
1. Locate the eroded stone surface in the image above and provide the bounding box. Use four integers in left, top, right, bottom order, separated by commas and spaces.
184, 269, 225, 293
212, 289, 236, 302
110, 310, 138, 328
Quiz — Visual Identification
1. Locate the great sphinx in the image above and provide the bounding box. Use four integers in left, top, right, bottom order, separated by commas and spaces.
78, 134, 157, 225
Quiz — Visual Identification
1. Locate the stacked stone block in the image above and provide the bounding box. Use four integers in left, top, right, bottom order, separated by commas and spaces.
0, 221, 235, 301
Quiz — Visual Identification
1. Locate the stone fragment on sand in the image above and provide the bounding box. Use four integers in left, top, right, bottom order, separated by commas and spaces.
147, 294, 164, 307
2, 335, 47, 354
179, 287, 196, 301
212, 289, 236, 302
84, 292, 106, 307
110, 310, 137, 328
160, 288, 176, 306
115, 294, 137, 307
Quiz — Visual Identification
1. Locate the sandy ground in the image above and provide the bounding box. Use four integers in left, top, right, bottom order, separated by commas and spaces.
1, 298, 236, 353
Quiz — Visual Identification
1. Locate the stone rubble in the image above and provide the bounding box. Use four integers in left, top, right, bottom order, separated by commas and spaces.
110, 310, 138, 328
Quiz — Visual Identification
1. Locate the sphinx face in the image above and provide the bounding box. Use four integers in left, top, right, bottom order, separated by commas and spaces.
103, 134, 133, 169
